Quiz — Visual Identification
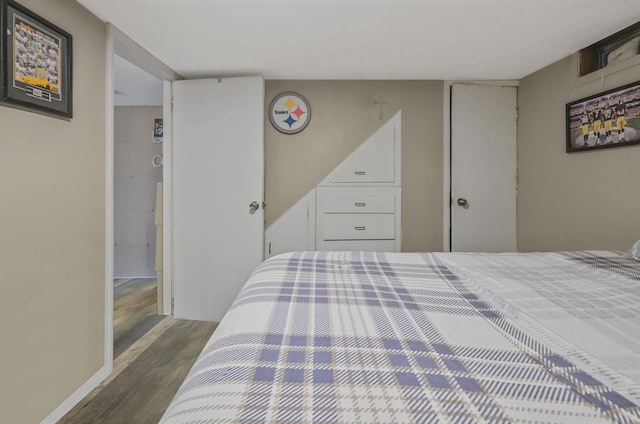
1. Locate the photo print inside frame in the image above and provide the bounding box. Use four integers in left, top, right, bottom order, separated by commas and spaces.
0, 0, 73, 119
566, 80, 640, 152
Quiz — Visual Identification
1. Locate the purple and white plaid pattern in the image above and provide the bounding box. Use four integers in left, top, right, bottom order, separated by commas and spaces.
437, 250, 640, 406
161, 251, 640, 423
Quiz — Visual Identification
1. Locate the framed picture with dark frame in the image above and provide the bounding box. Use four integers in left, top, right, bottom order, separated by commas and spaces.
0, 0, 72, 119
566, 80, 640, 153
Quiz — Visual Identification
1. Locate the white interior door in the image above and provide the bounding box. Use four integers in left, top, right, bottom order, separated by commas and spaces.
172, 76, 264, 321
451, 84, 517, 252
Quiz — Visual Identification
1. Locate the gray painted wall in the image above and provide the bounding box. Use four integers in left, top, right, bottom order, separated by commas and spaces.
518, 55, 640, 251
265, 80, 444, 252
0, 0, 107, 422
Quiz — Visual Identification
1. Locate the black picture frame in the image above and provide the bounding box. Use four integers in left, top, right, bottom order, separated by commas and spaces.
566, 80, 640, 153
0, 0, 72, 119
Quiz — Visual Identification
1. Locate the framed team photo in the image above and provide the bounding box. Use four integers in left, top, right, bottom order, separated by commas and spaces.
0, 0, 73, 119
566, 80, 640, 153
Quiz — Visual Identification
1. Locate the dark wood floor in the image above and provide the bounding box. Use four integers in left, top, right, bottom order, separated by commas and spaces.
58, 279, 218, 424
113, 278, 163, 359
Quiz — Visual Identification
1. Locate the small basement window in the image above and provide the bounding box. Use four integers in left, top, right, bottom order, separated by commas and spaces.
579, 22, 640, 76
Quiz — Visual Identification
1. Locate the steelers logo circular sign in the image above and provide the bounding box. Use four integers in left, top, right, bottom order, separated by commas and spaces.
268, 92, 311, 134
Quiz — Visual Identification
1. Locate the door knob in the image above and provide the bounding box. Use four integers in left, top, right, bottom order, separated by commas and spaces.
249, 201, 260, 214
456, 198, 469, 209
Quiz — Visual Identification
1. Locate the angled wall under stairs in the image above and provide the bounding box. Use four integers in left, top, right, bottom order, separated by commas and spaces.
265, 111, 402, 258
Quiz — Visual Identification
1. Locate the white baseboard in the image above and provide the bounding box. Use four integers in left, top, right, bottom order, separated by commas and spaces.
40, 364, 111, 424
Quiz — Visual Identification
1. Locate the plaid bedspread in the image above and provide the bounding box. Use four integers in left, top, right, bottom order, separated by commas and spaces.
160, 251, 640, 423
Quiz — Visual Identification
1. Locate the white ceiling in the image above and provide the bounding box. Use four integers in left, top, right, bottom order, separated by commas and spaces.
78, 0, 640, 80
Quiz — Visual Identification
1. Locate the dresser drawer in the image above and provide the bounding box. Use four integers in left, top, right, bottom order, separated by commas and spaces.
321, 213, 395, 240
317, 187, 395, 213
331, 166, 394, 183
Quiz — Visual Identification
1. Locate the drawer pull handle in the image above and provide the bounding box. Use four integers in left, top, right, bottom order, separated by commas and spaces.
355, 202, 366, 207
354, 171, 366, 176
355, 226, 366, 231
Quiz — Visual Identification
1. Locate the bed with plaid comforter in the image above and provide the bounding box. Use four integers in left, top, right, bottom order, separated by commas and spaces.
160, 251, 640, 423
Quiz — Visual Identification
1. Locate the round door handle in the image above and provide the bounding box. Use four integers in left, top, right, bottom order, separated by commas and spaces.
457, 198, 469, 209
249, 201, 260, 214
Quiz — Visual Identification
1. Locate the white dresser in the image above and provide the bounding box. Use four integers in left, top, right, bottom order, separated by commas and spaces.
316, 186, 400, 252
265, 111, 402, 257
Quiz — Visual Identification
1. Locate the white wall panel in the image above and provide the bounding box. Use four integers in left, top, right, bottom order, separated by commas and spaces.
114, 105, 163, 277
114, 210, 146, 246
138, 144, 163, 178
131, 106, 162, 143
113, 106, 132, 142
113, 142, 137, 178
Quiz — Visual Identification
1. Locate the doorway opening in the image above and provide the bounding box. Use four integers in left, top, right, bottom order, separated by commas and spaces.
113, 54, 164, 359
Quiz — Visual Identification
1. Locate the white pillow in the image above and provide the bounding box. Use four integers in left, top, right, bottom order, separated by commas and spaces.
625, 239, 640, 261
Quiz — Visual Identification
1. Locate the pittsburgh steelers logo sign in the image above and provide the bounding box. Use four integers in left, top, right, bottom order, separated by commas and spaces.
268, 92, 311, 134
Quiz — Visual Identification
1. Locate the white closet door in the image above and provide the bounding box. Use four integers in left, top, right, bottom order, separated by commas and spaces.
172, 77, 264, 321
451, 84, 517, 252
